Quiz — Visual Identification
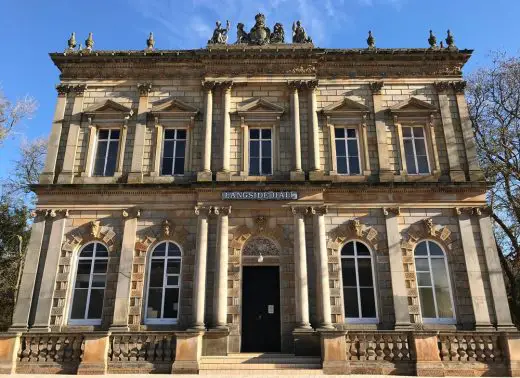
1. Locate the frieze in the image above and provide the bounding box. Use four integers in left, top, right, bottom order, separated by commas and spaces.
222, 191, 297, 200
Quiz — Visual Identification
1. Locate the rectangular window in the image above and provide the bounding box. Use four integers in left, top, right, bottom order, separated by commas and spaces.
161, 129, 186, 176
249, 128, 272, 175
335, 127, 361, 175
92, 129, 120, 176
402, 126, 429, 174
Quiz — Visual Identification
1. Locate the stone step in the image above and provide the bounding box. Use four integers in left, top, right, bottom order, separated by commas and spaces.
200, 353, 322, 372
200, 369, 324, 375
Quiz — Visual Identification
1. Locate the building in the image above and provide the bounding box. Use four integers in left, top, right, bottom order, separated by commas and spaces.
0, 14, 519, 376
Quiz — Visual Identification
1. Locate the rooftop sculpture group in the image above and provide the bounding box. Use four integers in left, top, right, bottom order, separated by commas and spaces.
208, 13, 312, 45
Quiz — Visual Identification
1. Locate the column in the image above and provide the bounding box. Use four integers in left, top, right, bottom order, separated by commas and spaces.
454, 82, 484, 181
435, 82, 465, 182
128, 83, 151, 183
57, 85, 86, 184
213, 206, 231, 328
110, 210, 138, 330
456, 208, 493, 329
370, 82, 392, 181
383, 208, 411, 329
40, 85, 69, 184
115, 122, 128, 177
217, 81, 232, 180
308, 80, 323, 180
192, 206, 210, 329
477, 210, 516, 329
289, 81, 304, 180
292, 207, 311, 329
197, 81, 214, 181
9, 211, 47, 331
312, 206, 334, 329
31, 209, 68, 331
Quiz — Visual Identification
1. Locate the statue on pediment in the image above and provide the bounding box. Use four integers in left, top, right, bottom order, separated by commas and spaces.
236, 23, 250, 44
249, 13, 271, 45
208, 20, 230, 44
270, 23, 285, 43
292, 20, 312, 43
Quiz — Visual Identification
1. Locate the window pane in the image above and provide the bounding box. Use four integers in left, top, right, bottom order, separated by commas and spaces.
93, 261, 107, 274
250, 141, 260, 157
87, 289, 104, 319
168, 243, 181, 256
175, 141, 186, 158
262, 158, 272, 175
402, 127, 412, 138
347, 140, 358, 157
435, 287, 454, 318
95, 244, 108, 257
414, 139, 427, 155
431, 259, 449, 288
429, 242, 444, 256
249, 157, 260, 175
415, 242, 428, 256
404, 140, 417, 174
161, 157, 173, 175
91, 274, 106, 288
250, 129, 260, 139
149, 261, 164, 287
360, 287, 376, 318
357, 259, 373, 286
413, 127, 424, 138
164, 129, 176, 139
105, 141, 119, 176
177, 129, 186, 139
98, 130, 109, 139
163, 288, 180, 318
261, 129, 271, 139
167, 276, 179, 286
167, 260, 181, 275
146, 288, 162, 318
356, 242, 370, 256
335, 140, 346, 157
344, 288, 359, 317
334, 128, 345, 139
417, 156, 429, 174
76, 274, 90, 288
174, 158, 185, 175
153, 243, 166, 256
163, 141, 174, 158
93, 141, 108, 176
261, 141, 272, 156
346, 129, 356, 138
419, 287, 436, 318
349, 157, 360, 174
337, 157, 348, 174
417, 272, 432, 286
342, 242, 355, 256
110, 130, 120, 139
77, 261, 92, 275
71, 289, 88, 319
80, 244, 94, 256
341, 258, 356, 286
415, 258, 430, 272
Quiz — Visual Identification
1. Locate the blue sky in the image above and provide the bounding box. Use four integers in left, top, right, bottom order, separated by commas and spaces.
1, 0, 519, 181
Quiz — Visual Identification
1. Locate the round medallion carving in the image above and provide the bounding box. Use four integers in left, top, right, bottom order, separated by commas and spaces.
242, 237, 279, 256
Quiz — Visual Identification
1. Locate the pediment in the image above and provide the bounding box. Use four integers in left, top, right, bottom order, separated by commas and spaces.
322, 98, 369, 116
83, 100, 133, 117
389, 97, 437, 115
151, 98, 199, 115
236, 98, 284, 116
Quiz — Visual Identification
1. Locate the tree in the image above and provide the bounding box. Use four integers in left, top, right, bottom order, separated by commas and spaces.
0, 90, 37, 145
466, 52, 520, 324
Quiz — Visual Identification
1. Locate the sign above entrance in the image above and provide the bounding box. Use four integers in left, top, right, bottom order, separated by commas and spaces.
222, 191, 297, 200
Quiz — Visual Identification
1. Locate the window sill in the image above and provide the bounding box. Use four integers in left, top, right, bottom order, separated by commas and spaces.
74, 176, 122, 184
143, 175, 193, 184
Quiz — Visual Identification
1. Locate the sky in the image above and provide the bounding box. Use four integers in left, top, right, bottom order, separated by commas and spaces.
1, 0, 519, 181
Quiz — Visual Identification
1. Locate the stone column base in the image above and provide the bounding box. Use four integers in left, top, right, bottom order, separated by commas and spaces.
216, 171, 232, 181
0, 333, 21, 374
379, 170, 394, 182
469, 170, 485, 181
56, 171, 74, 184
320, 330, 348, 375
127, 172, 143, 183
501, 332, 520, 377
449, 170, 466, 182
202, 328, 229, 356
77, 332, 110, 375
416, 362, 445, 377
39, 172, 55, 184
197, 170, 212, 182
290, 170, 305, 181
293, 328, 319, 356
413, 331, 442, 377
172, 330, 204, 374
309, 170, 327, 181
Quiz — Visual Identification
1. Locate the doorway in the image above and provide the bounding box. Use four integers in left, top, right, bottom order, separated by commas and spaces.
241, 266, 281, 352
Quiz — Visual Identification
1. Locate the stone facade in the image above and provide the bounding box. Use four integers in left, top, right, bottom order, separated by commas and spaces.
1, 33, 519, 376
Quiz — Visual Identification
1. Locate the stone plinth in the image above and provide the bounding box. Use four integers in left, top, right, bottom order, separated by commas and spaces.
320, 330, 348, 374
0, 333, 20, 374
502, 332, 520, 377
413, 332, 443, 377
172, 331, 204, 374
77, 332, 110, 375
202, 328, 229, 356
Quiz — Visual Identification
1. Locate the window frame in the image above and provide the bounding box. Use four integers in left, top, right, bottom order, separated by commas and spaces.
414, 239, 456, 324
334, 126, 363, 176
340, 240, 379, 324
67, 241, 109, 326
401, 125, 431, 176
91, 127, 122, 177
144, 241, 183, 325
248, 126, 274, 176
160, 128, 188, 176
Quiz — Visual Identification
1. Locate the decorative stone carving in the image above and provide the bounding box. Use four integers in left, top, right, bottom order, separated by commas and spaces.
162, 219, 171, 237
56, 84, 70, 96
70, 84, 87, 96
445, 29, 456, 50
349, 219, 363, 237
451, 80, 467, 93
346, 332, 411, 361
249, 13, 271, 45
438, 332, 503, 362
383, 207, 400, 216
366, 30, 375, 49
84, 32, 94, 52
292, 20, 312, 43
242, 236, 279, 256
89, 220, 100, 238
328, 219, 379, 252
212, 206, 231, 216
369, 81, 384, 94
66, 32, 76, 52
137, 82, 152, 96
109, 333, 176, 364
428, 30, 437, 49
270, 23, 285, 43
201, 80, 216, 91
423, 218, 435, 236
208, 20, 230, 44
145, 32, 155, 51
17, 333, 84, 364
309, 205, 328, 216
254, 216, 267, 232
235, 23, 250, 44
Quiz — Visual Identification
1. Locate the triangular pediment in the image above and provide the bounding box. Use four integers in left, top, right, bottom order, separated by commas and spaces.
83, 99, 133, 115
322, 98, 369, 115
151, 98, 199, 114
237, 98, 285, 115
389, 97, 437, 114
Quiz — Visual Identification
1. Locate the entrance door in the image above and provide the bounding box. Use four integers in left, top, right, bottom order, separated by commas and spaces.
241, 266, 281, 352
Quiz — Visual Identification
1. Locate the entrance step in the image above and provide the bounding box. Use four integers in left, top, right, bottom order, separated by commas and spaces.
200, 353, 323, 375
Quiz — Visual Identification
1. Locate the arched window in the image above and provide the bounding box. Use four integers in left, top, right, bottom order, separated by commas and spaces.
414, 240, 455, 322
145, 241, 182, 324
341, 241, 377, 321
69, 242, 108, 325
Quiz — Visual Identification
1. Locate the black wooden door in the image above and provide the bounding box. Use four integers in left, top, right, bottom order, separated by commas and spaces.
241, 266, 281, 352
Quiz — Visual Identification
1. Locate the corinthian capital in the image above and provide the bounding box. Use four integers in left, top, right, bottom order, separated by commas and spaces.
305, 79, 319, 91
287, 80, 306, 91
202, 80, 216, 91
212, 206, 232, 216
309, 205, 328, 216
369, 81, 384, 94
291, 206, 308, 217
137, 82, 152, 96
194, 205, 212, 216
56, 84, 70, 96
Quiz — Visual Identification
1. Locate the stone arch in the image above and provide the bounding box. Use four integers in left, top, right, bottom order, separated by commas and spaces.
242, 236, 280, 257
230, 217, 291, 256
400, 218, 457, 327
130, 219, 192, 329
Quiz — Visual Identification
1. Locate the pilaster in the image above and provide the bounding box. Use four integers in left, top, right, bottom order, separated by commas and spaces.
213, 206, 231, 329
292, 206, 311, 329
370, 81, 393, 181
307, 80, 324, 180
198, 81, 215, 182
216, 81, 233, 181
192, 206, 211, 329
128, 83, 152, 183
288, 81, 305, 181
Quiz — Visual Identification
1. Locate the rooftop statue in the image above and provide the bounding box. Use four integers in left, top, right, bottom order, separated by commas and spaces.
249, 13, 271, 45
270, 23, 285, 43
208, 20, 230, 44
292, 20, 312, 43
236, 23, 250, 44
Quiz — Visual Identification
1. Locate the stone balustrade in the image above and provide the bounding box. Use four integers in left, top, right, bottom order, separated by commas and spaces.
438, 332, 503, 362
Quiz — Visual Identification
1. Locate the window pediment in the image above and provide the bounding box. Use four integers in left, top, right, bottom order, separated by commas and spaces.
236, 98, 284, 120
389, 97, 437, 118
150, 98, 199, 118
322, 98, 369, 117
83, 99, 134, 121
